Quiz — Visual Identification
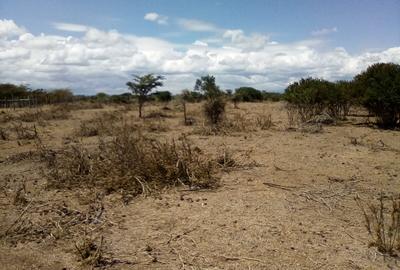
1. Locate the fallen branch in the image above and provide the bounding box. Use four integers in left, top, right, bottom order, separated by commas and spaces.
263, 182, 300, 191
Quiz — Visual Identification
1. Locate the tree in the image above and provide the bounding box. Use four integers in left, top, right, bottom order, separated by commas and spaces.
152, 91, 172, 103
194, 75, 225, 126
234, 87, 263, 102
355, 63, 400, 128
195, 75, 222, 99
126, 74, 164, 118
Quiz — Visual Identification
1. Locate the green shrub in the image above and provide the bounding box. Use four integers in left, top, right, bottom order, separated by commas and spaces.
355, 63, 400, 129
284, 77, 350, 122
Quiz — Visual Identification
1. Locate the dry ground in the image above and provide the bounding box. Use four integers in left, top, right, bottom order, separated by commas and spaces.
0, 101, 399, 269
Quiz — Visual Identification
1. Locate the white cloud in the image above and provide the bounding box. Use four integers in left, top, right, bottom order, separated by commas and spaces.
0, 19, 399, 94
177, 18, 220, 32
193, 40, 208, 47
144, 12, 168, 25
53, 22, 90, 32
0, 19, 26, 38
311, 27, 338, 36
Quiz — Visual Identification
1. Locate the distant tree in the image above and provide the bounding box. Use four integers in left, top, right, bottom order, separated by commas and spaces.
195, 75, 223, 99
49, 89, 74, 103
126, 74, 164, 118
234, 87, 263, 102
0, 84, 29, 99
96, 92, 109, 102
152, 91, 172, 103
355, 63, 400, 128
261, 91, 283, 102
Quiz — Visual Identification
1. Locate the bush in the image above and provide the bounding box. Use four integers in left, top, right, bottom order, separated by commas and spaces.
355, 63, 400, 129
284, 77, 349, 122
204, 98, 226, 126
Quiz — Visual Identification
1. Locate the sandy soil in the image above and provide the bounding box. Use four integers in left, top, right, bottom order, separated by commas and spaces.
0, 101, 399, 269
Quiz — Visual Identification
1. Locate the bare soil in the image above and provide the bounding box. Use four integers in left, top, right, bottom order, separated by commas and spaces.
0, 101, 399, 269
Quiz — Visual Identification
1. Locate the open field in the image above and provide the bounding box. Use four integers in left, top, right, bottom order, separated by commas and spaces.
0, 101, 399, 269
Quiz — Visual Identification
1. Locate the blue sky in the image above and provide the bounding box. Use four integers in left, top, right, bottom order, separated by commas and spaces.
0, 0, 399, 94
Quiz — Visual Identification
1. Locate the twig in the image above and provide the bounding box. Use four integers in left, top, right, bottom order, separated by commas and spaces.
218, 255, 266, 265
4, 200, 32, 236
263, 182, 300, 191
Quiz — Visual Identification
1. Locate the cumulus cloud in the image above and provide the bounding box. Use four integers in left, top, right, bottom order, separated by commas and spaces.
144, 12, 168, 25
311, 27, 338, 36
0, 19, 399, 94
0, 19, 26, 38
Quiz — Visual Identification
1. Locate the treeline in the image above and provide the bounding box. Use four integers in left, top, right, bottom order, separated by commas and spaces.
284, 62, 400, 129
0, 83, 282, 105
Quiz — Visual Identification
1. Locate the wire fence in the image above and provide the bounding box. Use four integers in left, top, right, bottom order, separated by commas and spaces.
0, 98, 39, 109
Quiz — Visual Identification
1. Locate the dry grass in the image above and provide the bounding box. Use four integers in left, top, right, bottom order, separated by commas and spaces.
255, 113, 273, 130
77, 111, 122, 137
45, 125, 218, 200
356, 194, 400, 256
0, 127, 9, 140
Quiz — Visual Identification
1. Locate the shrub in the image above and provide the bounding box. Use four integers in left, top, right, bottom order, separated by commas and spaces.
355, 194, 400, 256
77, 112, 121, 137
204, 98, 226, 126
355, 63, 400, 129
0, 127, 9, 140
284, 77, 349, 122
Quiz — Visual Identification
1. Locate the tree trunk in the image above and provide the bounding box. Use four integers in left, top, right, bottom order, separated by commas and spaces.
138, 99, 143, 118
183, 101, 187, 124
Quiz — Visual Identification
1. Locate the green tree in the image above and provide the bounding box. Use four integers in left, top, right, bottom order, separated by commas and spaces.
234, 87, 263, 102
152, 91, 172, 103
126, 74, 164, 118
355, 63, 400, 128
195, 75, 223, 99
194, 75, 225, 126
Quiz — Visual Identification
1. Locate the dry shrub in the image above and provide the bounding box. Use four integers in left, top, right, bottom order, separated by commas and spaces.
0, 111, 15, 123
355, 194, 400, 256
43, 105, 71, 120
225, 113, 251, 132
255, 113, 273, 130
18, 109, 43, 122
145, 110, 171, 118
2, 198, 107, 245
11, 122, 38, 140
16, 105, 71, 122
46, 128, 218, 198
143, 119, 169, 133
216, 148, 236, 169
75, 235, 106, 267
77, 112, 121, 137
68, 101, 104, 110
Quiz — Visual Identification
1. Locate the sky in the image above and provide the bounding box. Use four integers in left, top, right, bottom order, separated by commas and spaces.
0, 0, 399, 94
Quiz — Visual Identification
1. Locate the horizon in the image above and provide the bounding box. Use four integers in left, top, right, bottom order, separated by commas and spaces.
0, 0, 399, 95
